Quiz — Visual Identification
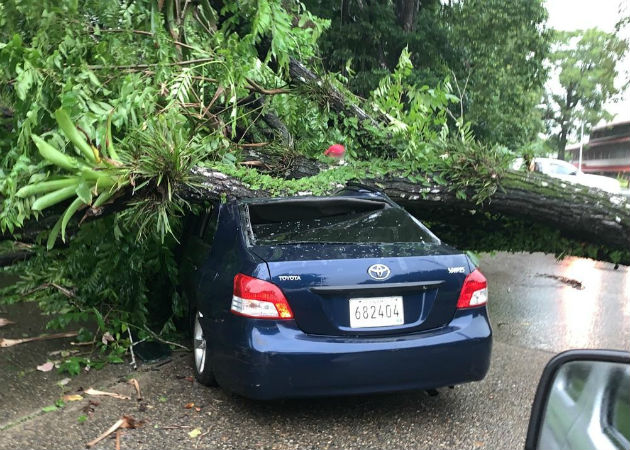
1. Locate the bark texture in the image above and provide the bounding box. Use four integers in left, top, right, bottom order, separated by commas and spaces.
179, 164, 630, 252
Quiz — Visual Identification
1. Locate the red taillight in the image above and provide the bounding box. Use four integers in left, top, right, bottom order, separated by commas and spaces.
231, 273, 294, 319
456, 269, 488, 309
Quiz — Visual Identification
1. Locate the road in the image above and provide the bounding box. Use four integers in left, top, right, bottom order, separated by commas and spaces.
0, 252, 628, 449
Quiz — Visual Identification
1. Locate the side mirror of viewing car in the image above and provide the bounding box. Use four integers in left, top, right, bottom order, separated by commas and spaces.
525, 350, 630, 450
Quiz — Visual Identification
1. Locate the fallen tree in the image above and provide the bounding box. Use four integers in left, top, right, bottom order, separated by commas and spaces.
5, 156, 629, 265
188, 165, 630, 258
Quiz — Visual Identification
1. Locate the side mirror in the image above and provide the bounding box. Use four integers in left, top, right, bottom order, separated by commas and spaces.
525, 350, 630, 450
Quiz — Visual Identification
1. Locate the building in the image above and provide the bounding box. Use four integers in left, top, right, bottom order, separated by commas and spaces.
566, 121, 630, 180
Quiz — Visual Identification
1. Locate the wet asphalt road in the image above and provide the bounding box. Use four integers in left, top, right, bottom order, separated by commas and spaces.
0, 252, 628, 449
484, 253, 630, 353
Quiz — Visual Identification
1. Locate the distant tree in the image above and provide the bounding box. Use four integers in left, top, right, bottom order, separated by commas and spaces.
615, 10, 630, 92
545, 28, 628, 160
445, 0, 550, 149
303, 0, 450, 95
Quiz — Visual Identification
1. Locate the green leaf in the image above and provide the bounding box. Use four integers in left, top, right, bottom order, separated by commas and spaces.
61, 197, 84, 242
93, 307, 105, 332
55, 108, 96, 162
16, 178, 80, 198
32, 186, 77, 211
46, 215, 64, 250
75, 182, 92, 204
32, 135, 79, 171
92, 190, 113, 208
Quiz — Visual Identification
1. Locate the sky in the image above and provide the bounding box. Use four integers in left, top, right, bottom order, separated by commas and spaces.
545, 0, 630, 124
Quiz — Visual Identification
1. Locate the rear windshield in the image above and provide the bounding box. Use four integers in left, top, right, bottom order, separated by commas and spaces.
245, 198, 439, 245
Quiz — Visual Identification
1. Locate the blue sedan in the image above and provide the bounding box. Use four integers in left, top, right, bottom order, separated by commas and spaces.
178, 185, 492, 399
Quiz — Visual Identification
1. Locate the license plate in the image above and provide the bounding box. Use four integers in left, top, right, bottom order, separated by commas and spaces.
349, 296, 404, 328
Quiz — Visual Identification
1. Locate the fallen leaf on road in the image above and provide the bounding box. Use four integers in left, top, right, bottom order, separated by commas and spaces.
0, 332, 78, 348
58, 378, 71, 386
195, 407, 201, 412
0, 318, 15, 327
184, 402, 195, 409
128, 378, 142, 400
188, 428, 202, 438
37, 361, 54, 372
85, 388, 130, 400
85, 415, 142, 448
63, 394, 83, 402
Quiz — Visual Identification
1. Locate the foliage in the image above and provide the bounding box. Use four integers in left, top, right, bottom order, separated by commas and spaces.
303, 0, 449, 96
0, 216, 180, 363
307, 0, 550, 149
544, 28, 628, 159
445, 0, 550, 149
0, 0, 328, 365
368, 47, 456, 162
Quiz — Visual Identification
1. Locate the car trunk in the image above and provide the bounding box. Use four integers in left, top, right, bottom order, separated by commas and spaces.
243, 197, 470, 337
251, 243, 468, 336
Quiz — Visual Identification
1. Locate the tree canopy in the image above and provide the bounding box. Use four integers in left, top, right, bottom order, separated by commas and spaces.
307, 0, 550, 149
544, 28, 628, 159
445, 0, 550, 148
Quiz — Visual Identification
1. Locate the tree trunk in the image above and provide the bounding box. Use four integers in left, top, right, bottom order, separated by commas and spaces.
395, 0, 419, 32
176, 165, 630, 255
557, 125, 567, 160
4, 162, 629, 263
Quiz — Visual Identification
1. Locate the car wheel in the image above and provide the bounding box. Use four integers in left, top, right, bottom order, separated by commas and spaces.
193, 310, 217, 386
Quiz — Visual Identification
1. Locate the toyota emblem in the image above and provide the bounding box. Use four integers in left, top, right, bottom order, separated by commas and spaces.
368, 264, 391, 280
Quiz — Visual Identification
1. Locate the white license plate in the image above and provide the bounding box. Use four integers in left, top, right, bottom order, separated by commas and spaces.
349, 296, 404, 328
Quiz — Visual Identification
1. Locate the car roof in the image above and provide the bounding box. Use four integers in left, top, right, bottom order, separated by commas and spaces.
534, 157, 574, 166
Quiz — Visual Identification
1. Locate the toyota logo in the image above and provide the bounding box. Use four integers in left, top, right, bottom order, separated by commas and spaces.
368, 264, 391, 280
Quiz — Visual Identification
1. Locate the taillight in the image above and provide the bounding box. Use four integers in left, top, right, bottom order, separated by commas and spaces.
231, 273, 294, 319
456, 269, 488, 308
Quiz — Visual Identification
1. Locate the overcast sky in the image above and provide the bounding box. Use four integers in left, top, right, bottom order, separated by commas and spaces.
545, 0, 630, 124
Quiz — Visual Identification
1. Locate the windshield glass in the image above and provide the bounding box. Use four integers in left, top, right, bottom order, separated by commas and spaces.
248, 202, 439, 245
548, 161, 578, 175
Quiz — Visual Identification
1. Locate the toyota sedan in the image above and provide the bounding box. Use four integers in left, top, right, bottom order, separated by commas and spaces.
178, 185, 492, 399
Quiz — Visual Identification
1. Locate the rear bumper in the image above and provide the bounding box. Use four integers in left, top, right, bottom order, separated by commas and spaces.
209, 308, 492, 400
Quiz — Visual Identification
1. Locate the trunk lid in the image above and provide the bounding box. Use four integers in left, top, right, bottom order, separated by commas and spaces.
251, 243, 470, 336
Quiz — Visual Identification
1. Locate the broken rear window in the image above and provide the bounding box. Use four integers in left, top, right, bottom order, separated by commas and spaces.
244, 198, 439, 245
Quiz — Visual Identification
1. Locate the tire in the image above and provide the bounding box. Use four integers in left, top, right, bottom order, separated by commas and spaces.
192, 309, 217, 386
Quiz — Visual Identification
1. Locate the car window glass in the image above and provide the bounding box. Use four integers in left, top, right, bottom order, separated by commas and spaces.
549, 162, 577, 176
249, 203, 439, 245
564, 362, 592, 402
